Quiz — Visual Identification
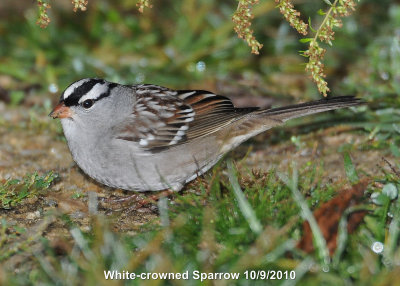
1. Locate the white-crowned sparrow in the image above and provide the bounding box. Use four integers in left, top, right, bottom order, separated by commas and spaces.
50, 78, 363, 192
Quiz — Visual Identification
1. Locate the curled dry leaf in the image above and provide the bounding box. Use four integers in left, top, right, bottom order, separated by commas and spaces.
298, 178, 370, 255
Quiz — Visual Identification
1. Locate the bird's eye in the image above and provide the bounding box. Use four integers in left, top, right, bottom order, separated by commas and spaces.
81, 99, 94, 109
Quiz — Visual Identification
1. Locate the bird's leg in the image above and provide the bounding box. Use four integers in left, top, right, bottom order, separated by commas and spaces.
100, 189, 176, 211
126, 189, 175, 211
99, 193, 142, 211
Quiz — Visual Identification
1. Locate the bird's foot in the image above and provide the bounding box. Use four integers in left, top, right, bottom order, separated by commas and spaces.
99, 189, 175, 211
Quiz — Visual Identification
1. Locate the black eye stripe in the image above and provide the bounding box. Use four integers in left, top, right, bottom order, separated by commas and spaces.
63, 79, 105, 107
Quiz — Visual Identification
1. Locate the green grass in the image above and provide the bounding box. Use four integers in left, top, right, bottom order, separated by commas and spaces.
0, 172, 58, 209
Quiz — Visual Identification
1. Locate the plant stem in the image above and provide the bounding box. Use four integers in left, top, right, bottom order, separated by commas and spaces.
312, 0, 339, 44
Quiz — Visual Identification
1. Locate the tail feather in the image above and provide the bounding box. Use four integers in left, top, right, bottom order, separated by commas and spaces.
219, 96, 364, 152
259, 95, 364, 122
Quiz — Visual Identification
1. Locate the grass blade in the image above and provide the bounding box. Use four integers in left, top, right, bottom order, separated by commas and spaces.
227, 159, 262, 235
343, 152, 359, 183
278, 169, 330, 267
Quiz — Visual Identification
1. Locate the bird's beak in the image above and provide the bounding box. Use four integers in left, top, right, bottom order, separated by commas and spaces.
49, 102, 73, 119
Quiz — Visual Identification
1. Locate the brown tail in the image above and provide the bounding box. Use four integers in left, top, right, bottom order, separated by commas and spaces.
258, 95, 364, 122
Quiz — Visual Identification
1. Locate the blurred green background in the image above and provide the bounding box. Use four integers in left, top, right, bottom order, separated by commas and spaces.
1, 0, 398, 103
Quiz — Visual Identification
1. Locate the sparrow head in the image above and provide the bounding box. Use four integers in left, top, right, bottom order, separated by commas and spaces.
49, 78, 118, 120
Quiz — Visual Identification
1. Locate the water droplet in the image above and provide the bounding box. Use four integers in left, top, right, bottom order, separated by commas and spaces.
347, 265, 356, 274
196, 61, 206, 72
380, 71, 389, 81
382, 183, 398, 200
371, 192, 382, 205
48, 83, 58, 93
371, 241, 384, 254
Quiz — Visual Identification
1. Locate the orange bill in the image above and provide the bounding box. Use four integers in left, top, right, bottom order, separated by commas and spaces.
49, 102, 73, 119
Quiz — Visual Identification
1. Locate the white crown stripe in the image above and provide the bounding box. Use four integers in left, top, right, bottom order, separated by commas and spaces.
63, 79, 92, 100
78, 83, 110, 104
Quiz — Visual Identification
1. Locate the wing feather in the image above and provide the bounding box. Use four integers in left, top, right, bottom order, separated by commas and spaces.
115, 85, 257, 150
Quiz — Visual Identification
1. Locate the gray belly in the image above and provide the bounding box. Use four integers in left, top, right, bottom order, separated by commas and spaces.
69, 135, 221, 192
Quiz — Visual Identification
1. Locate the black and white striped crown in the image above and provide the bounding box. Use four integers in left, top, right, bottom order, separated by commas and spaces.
61, 78, 117, 107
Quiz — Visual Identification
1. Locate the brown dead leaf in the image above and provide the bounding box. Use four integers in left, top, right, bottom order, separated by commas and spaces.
297, 178, 370, 255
